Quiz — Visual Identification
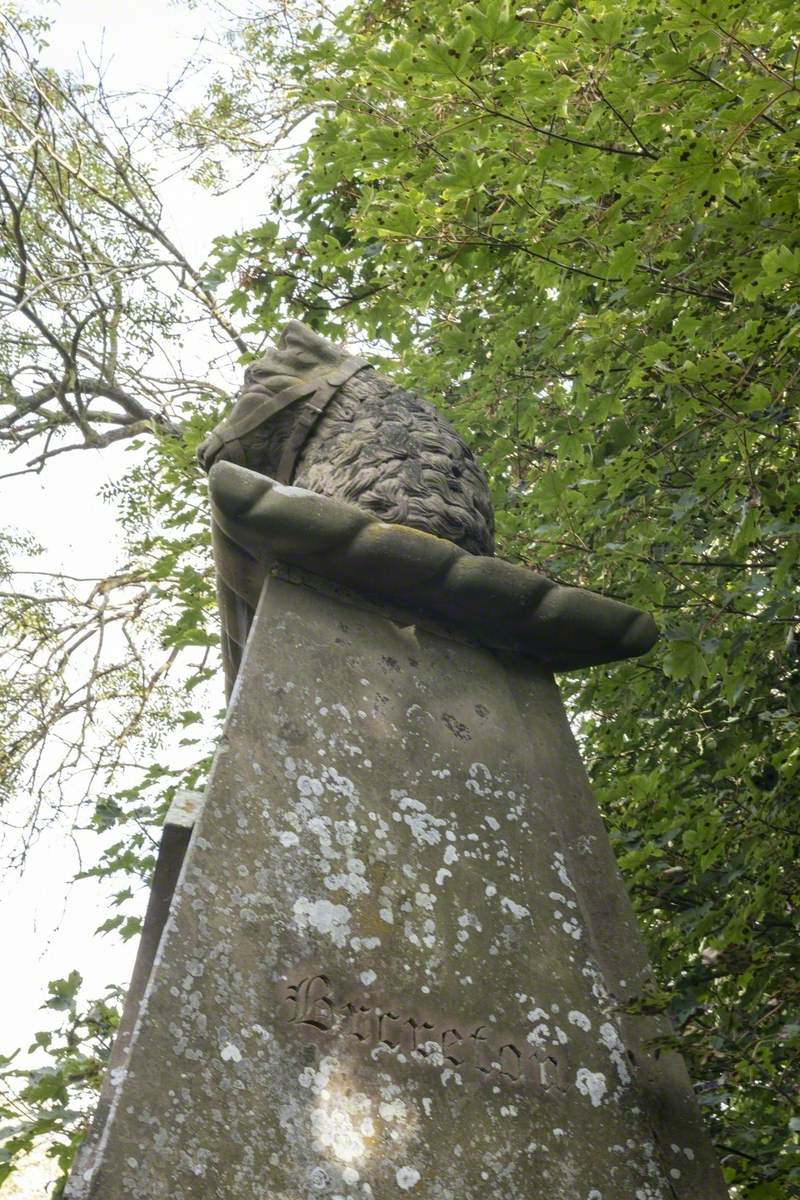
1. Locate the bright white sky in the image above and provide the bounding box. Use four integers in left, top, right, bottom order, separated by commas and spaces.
0, 2, 266, 1191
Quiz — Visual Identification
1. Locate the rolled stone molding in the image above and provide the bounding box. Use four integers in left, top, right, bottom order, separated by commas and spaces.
209, 461, 658, 673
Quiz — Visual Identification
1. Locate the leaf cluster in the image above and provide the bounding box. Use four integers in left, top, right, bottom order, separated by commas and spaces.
0, 972, 122, 1196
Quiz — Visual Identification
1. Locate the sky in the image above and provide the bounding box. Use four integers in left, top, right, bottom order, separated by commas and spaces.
0, 1, 267, 1191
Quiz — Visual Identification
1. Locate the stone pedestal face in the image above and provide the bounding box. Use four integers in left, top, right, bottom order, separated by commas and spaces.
68, 574, 726, 1199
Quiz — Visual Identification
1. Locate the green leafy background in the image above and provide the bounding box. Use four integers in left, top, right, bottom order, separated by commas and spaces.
211, 1, 799, 1191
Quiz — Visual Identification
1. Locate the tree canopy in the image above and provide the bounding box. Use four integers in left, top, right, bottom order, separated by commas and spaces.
1, 0, 798, 1195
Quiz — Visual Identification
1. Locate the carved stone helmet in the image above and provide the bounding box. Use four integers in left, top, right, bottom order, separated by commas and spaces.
198, 320, 495, 558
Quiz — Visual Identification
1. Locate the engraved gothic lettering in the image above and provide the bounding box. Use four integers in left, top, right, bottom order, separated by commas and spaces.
441, 1028, 464, 1067
286, 975, 335, 1031
496, 1043, 522, 1083
405, 1016, 435, 1055
469, 1025, 494, 1076
283, 973, 567, 1092
378, 1012, 402, 1049
531, 1045, 562, 1093
341, 1001, 374, 1042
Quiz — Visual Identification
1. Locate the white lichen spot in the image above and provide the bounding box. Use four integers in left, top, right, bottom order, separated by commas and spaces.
568, 1010, 592, 1032
421, 1041, 444, 1066
394, 793, 446, 846
324, 868, 370, 898
501, 897, 530, 920
378, 1099, 407, 1122
334, 819, 357, 846
576, 1067, 607, 1107
293, 897, 351, 947
553, 851, 576, 891
458, 911, 482, 931
278, 830, 299, 847
360, 970, 377, 986
297, 775, 324, 798
527, 1023, 550, 1046
466, 763, 492, 797
220, 1042, 242, 1063
599, 1021, 631, 1086
311, 1107, 365, 1163
350, 935, 381, 951
396, 1166, 421, 1190
581, 961, 611, 1004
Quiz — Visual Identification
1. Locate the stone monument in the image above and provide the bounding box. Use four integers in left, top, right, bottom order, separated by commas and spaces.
66, 327, 727, 1199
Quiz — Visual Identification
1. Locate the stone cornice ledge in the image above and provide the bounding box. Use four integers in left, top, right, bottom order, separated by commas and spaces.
209, 461, 658, 671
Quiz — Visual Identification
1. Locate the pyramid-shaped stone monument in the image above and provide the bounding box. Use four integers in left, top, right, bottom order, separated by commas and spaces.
65, 459, 727, 1199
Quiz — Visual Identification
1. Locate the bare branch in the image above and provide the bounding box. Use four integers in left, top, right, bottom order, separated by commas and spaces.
0, 13, 252, 473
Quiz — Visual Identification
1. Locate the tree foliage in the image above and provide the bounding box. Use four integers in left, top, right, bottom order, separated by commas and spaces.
0, 13, 233, 1180
206, 0, 800, 1191
0, 9, 236, 827
1, 0, 799, 1194
0, 973, 122, 1193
